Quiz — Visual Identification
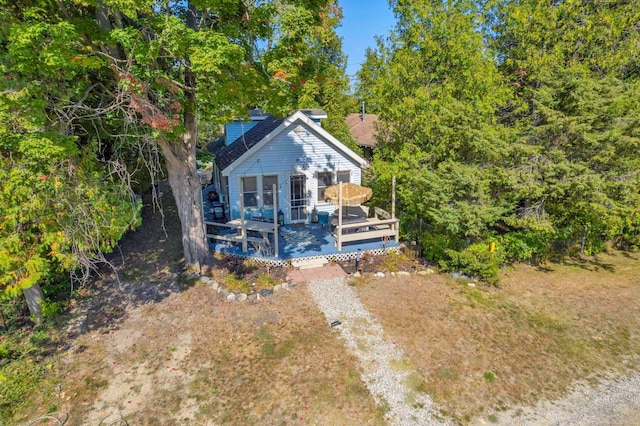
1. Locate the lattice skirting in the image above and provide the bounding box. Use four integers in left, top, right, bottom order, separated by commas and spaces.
212, 246, 400, 268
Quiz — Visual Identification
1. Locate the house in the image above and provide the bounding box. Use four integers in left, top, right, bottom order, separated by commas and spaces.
345, 112, 379, 160
207, 109, 368, 225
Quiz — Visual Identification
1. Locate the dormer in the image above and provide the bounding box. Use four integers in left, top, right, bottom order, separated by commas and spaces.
224, 109, 269, 145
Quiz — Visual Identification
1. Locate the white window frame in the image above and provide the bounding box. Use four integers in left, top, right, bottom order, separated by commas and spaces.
241, 176, 258, 208
317, 171, 333, 203
262, 175, 278, 207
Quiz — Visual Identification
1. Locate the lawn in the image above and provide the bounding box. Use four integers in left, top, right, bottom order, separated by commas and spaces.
3, 189, 639, 425
354, 251, 640, 424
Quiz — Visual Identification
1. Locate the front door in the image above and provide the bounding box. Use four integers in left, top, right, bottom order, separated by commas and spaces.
289, 174, 307, 223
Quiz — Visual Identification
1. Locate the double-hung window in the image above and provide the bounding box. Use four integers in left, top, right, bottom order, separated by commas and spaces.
337, 170, 350, 184
317, 172, 333, 202
241, 176, 258, 208
262, 175, 278, 207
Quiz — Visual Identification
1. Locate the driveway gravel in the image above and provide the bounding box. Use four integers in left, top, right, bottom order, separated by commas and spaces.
308, 276, 449, 426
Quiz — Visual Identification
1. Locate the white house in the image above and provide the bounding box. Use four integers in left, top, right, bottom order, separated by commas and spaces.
208, 109, 368, 225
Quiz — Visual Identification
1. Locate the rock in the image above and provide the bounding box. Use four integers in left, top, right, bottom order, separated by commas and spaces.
390, 272, 396, 276
274, 284, 282, 292
416, 271, 428, 276
374, 272, 385, 278
288, 282, 296, 289
450, 272, 462, 279
236, 293, 247, 302
281, 282, 289, 290
210, 281, 219, 291
398, 271, 410, 276
468, 282, 476, 288
353, 271, 361, 277
219, 287, 229, 297
260, 289, 274, 298
199, 276, 211, 284
247, 293, 258, 302
227, 293, 236, 301
426, 268, 435, 274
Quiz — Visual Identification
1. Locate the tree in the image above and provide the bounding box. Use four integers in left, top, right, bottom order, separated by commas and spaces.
489, 0, 640, 253
0, 5, 139, 318
2, 0, 348, 283
362, 0, 514, 247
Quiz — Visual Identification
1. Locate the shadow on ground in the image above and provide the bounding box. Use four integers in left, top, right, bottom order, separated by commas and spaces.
66, 182, 185, 338
534, 253, 617, 273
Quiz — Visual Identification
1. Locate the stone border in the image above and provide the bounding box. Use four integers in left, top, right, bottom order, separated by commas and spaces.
193, 274, 296, 302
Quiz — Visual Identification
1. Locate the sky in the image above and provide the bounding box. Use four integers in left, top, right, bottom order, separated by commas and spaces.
336, 0, 396, 81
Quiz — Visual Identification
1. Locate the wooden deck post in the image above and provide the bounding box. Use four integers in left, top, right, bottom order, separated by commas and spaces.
273, 183, 278, 257
392, 175, 399, 243
338, 182, 343, 251
240, 178, 247, 252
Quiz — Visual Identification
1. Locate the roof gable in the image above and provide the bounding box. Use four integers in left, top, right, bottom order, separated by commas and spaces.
210, 110, 367, 175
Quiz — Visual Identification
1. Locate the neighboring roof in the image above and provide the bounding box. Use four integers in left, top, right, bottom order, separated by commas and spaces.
345, 113, 379, 148
210, 115, 284, 171
209, 110, 367, 176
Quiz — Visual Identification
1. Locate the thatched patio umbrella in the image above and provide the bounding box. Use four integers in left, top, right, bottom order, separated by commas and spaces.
324, 182, 372, 206
324, 182, 373, 222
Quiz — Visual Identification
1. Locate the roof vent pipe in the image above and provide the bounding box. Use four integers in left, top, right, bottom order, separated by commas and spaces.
361, 101, 365, 122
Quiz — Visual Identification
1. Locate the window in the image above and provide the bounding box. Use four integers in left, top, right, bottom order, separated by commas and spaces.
262, 175, 277, 207
337, 170, 350, 184
241, 176, 258, 207
317, 171, 333, 202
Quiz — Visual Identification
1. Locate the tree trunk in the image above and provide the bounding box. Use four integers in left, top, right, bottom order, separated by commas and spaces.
158, 134, 210, 271
23, 283, 45, 324
157, 0, 210, 272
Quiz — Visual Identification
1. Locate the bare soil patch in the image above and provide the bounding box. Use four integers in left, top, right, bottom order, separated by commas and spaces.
16, 185, 383, 425
354, 252, 640, 424
58, 282, 385, 425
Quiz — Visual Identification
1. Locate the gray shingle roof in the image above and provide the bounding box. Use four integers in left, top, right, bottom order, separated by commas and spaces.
208, 115, 284, 172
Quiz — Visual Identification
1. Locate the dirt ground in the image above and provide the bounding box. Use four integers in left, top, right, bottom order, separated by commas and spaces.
13, 184, 640, 425
355, 252, 640, 423
15, 185, 385, 426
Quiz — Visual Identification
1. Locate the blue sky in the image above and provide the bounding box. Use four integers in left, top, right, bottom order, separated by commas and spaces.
336, 1, 396, 80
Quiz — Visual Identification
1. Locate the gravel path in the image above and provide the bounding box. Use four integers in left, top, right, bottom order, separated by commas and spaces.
476, 372, 640, 425
307, 276, 448, 426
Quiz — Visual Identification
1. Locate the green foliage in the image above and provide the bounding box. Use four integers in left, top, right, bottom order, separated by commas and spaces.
440, 243, 501, 285
255, 273, 276, 289
0, 318, 61, 421
361, 0, 640, 268
39, 299, 61, 319
222, 274, 251, 294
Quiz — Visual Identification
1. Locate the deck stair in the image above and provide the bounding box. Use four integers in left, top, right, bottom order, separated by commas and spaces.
292, 257, 329, 270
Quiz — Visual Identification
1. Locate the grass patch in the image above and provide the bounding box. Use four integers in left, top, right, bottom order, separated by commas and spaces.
405, 372, 429, 393
356, 250, 640, 422
347, 274, 370, 287
223, 273, 251, 293
255, 273, 277, 289
381, 251, 411, 272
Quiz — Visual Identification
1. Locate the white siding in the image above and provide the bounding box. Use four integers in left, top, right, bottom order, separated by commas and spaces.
226, 124, 362, 223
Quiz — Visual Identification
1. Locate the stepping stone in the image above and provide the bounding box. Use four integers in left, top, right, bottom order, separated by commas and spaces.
292, 257, 328, 270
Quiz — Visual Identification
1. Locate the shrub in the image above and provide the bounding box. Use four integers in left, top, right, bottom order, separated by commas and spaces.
440, 243, 501, 285
223, 274, 251, 293
255, 273, 276, 289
